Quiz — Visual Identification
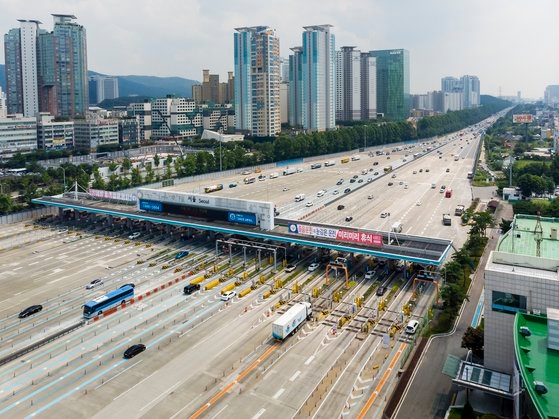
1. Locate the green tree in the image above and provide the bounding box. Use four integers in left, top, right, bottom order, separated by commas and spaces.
0, 193, 15, 213
440, 283, 468, 316
461, 326, 484, 358
130, 167, 143, 186
153, 154, 160, 168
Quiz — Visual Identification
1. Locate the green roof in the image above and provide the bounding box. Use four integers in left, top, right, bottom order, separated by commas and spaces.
514, 313, 559, 419
498, 214, 559, 260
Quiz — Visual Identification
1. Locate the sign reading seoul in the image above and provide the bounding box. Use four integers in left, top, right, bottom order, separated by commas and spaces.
228, 211, 257, 226
288, 223, 383, 247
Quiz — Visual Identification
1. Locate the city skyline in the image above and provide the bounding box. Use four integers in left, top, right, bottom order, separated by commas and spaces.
1, 0, 558, 100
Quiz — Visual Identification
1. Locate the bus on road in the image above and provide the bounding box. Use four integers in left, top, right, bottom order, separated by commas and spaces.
83, 285, 134, 318
244, 176, 256, 184
204, 184, 223, 193
340, 157, 350, 164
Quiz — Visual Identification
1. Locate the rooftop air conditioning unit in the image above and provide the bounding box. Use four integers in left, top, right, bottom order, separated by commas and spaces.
534, 381, 548, 395
519, 326, 532, 337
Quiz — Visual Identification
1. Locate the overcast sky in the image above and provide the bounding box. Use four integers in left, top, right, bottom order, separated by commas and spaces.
1, 0, 558, 99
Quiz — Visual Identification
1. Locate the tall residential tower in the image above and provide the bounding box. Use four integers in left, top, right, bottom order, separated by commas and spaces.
301, 25, 336, 131
234, 26, 281, 137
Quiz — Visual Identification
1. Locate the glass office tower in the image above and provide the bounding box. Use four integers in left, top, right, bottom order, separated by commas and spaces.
370, 49, 410, 121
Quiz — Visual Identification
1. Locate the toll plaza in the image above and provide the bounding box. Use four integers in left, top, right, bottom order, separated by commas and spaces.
33, 188, 453, 268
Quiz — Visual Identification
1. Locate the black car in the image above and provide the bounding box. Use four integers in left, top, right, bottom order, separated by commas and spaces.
18, 304, 43, 318
337, 205, 345, 210
388, 182, 394, 186
350, 179, 356, 183
336, 179, 344, 185
184, 283, 201, 295
344, 188, 351, 193
124, 344, 146, 359
376, 286, 387, 296
345, 216, 353, 222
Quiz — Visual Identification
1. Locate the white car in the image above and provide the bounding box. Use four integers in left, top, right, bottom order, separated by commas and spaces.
368, 194, 374, 200
221, 290, 237, 301
285, 264, 297, 273
332, 190, 339, 195
364, 270, 374, 280
128, 232, 141, 239
306, 201, 314, 207
86, 279, 103, 289
308, 262, 320, 272
405, 319, 419, 334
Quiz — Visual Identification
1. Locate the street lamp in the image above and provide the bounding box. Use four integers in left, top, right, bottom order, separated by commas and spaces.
60, 166, 66, 192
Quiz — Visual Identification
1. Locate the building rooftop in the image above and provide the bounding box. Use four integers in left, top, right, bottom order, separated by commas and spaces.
498, 214, 559, 259
514, 312, 559, 419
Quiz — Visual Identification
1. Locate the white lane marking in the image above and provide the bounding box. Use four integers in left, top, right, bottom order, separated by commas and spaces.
289, 370, 301, 382
304, 355, 314, 365
273, 388, 285, 399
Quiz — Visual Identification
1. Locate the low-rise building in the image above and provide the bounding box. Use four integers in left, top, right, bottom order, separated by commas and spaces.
0, 114, 37, 156
74, 118, 119, 152
36, 113, 74, 150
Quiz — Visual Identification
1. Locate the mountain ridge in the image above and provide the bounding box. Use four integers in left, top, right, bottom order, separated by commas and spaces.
0, 64, 199, 100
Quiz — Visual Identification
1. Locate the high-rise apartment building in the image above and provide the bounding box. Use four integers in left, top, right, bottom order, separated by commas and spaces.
335, 47, 376, 121
370, 49, 410, 120
234, 26, 281, 137
4, 15, 89, 118
89, 75, 119, 104
288, 46, 303, 128
544, 85, 559, 106
441, 75, 480, 110
192, 70, 234, 105
4, 20, 42, 116
461, 75, 480, 108
301, 24, 336, 132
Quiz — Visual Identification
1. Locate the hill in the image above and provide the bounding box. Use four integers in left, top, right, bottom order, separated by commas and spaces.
0, 65, 198, 99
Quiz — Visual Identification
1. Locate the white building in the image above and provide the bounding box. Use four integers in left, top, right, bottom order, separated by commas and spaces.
0, 114, 37, 156
0, 87, 7, 118
152, 97, 198, 139
36, 113, 74, 150
301, 24, 336, 132
127, 101, 152, 142
484, 214, 559, 374
19, 20, 41, 117
73, 118, 119, 151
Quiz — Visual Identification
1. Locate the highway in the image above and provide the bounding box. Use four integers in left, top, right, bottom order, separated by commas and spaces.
0, 116, 501, 418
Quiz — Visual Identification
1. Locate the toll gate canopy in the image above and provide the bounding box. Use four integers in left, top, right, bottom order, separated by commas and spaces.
33, 195, 453, 266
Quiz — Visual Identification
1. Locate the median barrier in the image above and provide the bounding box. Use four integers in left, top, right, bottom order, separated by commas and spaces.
205, 279, 219, 290
220, 283, 236, 294
239, 288, 251, 298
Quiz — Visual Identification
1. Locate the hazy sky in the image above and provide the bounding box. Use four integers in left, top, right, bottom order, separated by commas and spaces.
1, 0, 558, 99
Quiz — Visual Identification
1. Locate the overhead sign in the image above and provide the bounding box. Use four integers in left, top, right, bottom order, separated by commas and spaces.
228, 211, 257, 226
512, 114, 534, 124
288, 223, 383, 247
139, 199, 163, 212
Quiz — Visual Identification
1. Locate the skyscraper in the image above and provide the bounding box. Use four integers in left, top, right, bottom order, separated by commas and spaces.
4, 15, 88, 118
288, 46, 303, 128
461, 75, 480, 108
4, 20, 42, 116
301, 24, 336, 132
370, 49, 410, 120
234, 26, 281, 137
335, 47, 376, 121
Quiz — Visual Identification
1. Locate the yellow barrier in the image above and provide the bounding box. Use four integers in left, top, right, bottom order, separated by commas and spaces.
190, 276, 204, 284
262, 291, 271, 299
220, 283, 235, 294
205, 279, 219, 290
239, 288, 251, 298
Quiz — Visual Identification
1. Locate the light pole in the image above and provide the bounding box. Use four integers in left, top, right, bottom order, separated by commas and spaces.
60, 166, 66, 192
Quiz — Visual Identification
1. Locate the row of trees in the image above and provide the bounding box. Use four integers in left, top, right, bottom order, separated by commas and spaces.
0, 98, 511, 214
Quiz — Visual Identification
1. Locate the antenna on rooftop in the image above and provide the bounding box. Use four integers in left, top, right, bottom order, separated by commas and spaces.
534, 212, 543, 257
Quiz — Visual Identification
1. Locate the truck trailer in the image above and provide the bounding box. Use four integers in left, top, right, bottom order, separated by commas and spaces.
283, 168, 296, 176
272, 302, 312, 340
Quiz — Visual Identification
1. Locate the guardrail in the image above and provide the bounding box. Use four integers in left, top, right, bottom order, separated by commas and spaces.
0, 320, 85, 367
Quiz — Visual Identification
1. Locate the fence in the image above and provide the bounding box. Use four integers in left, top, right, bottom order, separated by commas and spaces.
0, 206, 58, 225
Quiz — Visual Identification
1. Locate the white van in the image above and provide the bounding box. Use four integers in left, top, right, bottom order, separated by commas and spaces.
317, 190, 326, 197
295, 193, 305, 202
391, 222, 403, 233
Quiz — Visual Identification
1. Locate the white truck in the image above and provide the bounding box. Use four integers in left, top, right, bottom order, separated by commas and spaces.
324, 161, 336, 167
269, 172, 279, 179
295, 193, 305, 202
272, 302, 312, 340
391, 221, 403, 233
283, 168, 296, 176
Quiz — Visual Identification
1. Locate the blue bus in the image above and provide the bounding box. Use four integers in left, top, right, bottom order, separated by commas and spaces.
83, 285, 134, 319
